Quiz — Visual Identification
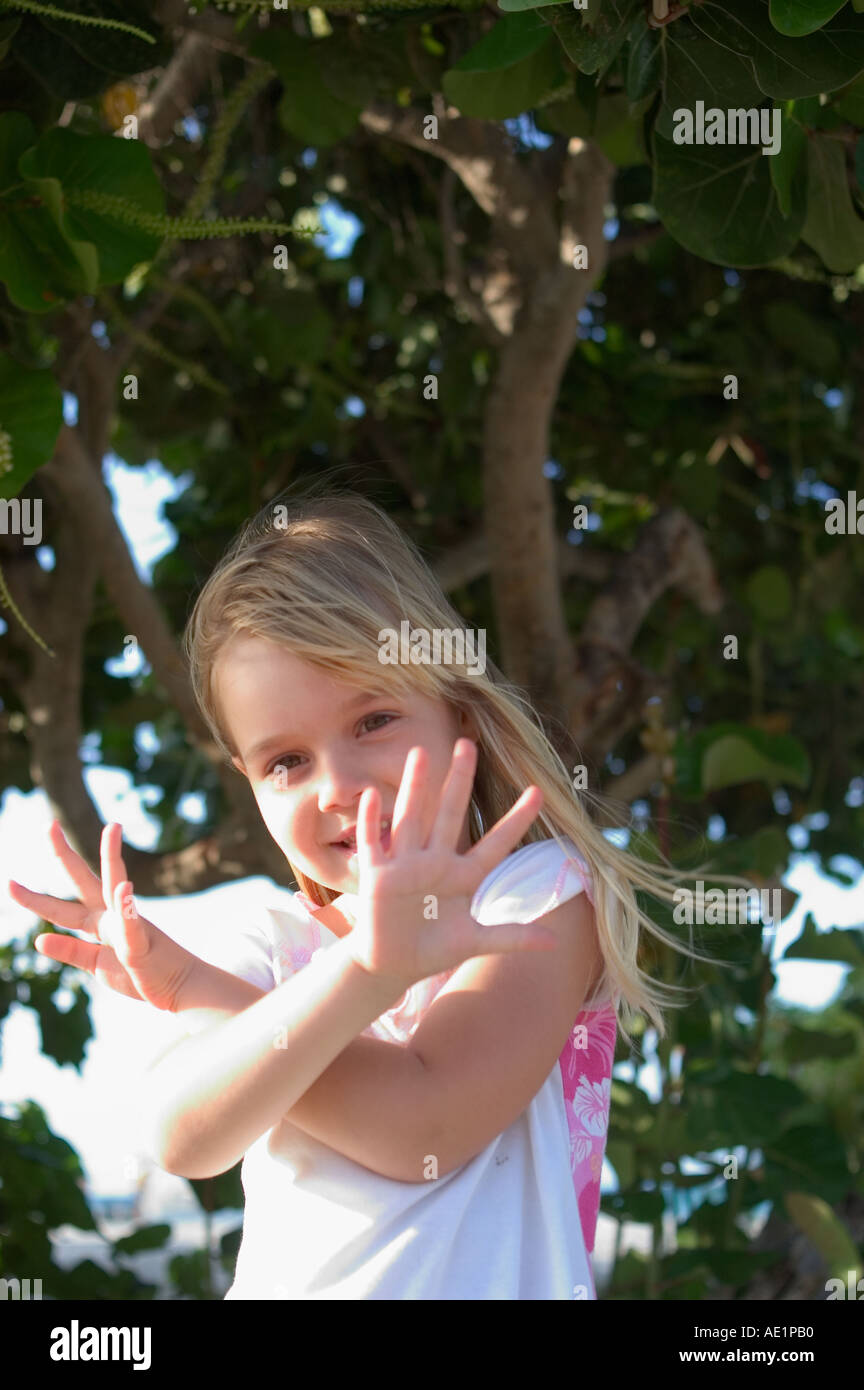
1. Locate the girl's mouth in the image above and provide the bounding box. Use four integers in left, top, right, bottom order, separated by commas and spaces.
332, 821, 391, 854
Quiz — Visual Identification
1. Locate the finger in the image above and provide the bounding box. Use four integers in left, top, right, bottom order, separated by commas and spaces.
35, 931, 140, 1003
111, 833, 131, 918
100, 823, 123, 922
356, 786, 384, 873
428, 739, 476, 852
389, 746, 426, 855
112, 881, 149, 964
34, 929, 105, 975
463, 786, 545, 883
47, 820, 104, 912
8, 879, 91, 934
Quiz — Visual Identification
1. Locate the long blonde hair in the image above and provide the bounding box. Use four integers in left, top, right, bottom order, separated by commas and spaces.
183, 481, 753, 1044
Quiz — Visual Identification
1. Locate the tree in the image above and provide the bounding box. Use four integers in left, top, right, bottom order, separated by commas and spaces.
0, 0, 862, 1300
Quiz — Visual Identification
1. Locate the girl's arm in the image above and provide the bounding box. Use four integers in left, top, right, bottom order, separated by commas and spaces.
143, 935, 406, 1179
156, 893, 597, 1187
161, 953, 269, 1034
153, 952, 430, 1181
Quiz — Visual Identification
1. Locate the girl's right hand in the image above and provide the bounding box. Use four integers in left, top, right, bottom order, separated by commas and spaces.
345, 740, 557, 993
8, 820, 197, 1013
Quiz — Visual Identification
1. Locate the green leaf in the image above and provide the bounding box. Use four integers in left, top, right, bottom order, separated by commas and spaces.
20, 128, 164, 287
674, 721, 811, 795
16, 156, 100, 296
540, 92, 646, 163
834, 71, 864, 123
693, 0, 864, 98
790, 94, 844, 129
782, 913, 864, 965
0, 16, 20, 63
251, 32, 365, 145
443, 14, 568, 119
702, 731, 809, 791
784, 1193, 862, 1281
306, 37, 380, 110
33, 980, 92, 1069
762, 1125, 850, 1203
651, 126, 807, 266
824, 607, 864, 656
602, 1188, 665, 1223
625, 14, 662, 105
39, 0, 164, 75
769, 0, 848, 37
655, 20, 764, 138
9, 15, 122, 103
0, 109, 36, 197
188, 1165, 244, 1213
0, 113, 94, 311
746, 563, 793, 620
553, 0, 641, 77
686, 1067, 806, 1147
448, 10, 553, 71
693, 825, 791, 879
279, 86, 360, 147
801, 134, 864, 271
604, 1139, 636, 1188
769, 110, 807, 216
111, 1223, 172, 1256
0, 358, 64, 502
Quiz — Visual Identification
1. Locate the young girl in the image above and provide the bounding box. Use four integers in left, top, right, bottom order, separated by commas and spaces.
11, 488, 729, 1301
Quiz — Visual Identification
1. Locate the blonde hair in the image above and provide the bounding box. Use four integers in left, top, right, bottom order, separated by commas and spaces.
183, 479, 754, 1046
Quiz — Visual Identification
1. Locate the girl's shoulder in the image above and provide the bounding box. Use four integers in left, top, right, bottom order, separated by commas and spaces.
471, 836, 595, 923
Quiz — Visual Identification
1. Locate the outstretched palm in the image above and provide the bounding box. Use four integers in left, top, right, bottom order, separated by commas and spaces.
346, 739, 557, 989
8, 820, 196, 1012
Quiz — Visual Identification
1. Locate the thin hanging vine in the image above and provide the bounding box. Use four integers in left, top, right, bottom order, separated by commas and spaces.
63, 190, 301, 241
0, 561, 56, 658
0, 0, 156, 42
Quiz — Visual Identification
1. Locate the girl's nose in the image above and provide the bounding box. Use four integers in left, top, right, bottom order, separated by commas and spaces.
316, 762, 368, 815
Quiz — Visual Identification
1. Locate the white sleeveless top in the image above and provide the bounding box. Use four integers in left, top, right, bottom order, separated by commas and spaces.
187, 838, 617, 1300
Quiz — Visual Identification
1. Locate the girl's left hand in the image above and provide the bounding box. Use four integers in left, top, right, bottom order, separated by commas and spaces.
345, 739, 557, 992
8, 821, 199, 1013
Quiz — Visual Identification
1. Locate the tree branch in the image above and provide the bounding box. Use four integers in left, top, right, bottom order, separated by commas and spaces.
358, 101, 561, 275
430, 531, 615, 592
0, 485, 104, 854
41, 428, 231, 782
438, 166, 503, 343
599, 753, 664, 816
3, 454, 291, 893
137, 31, 218, 147
568, 508, 724, 757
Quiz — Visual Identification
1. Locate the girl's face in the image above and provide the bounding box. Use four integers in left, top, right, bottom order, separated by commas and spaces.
214, 634, 478, 892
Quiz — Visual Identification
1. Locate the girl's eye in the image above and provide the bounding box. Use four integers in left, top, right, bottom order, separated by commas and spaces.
267, 753, 300, 779
361, 712, 395, 733
265, 715, 394, 781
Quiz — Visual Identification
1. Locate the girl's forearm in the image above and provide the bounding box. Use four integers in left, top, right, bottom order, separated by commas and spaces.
171, 955, 268, 1033
145, 938, 403, 1179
